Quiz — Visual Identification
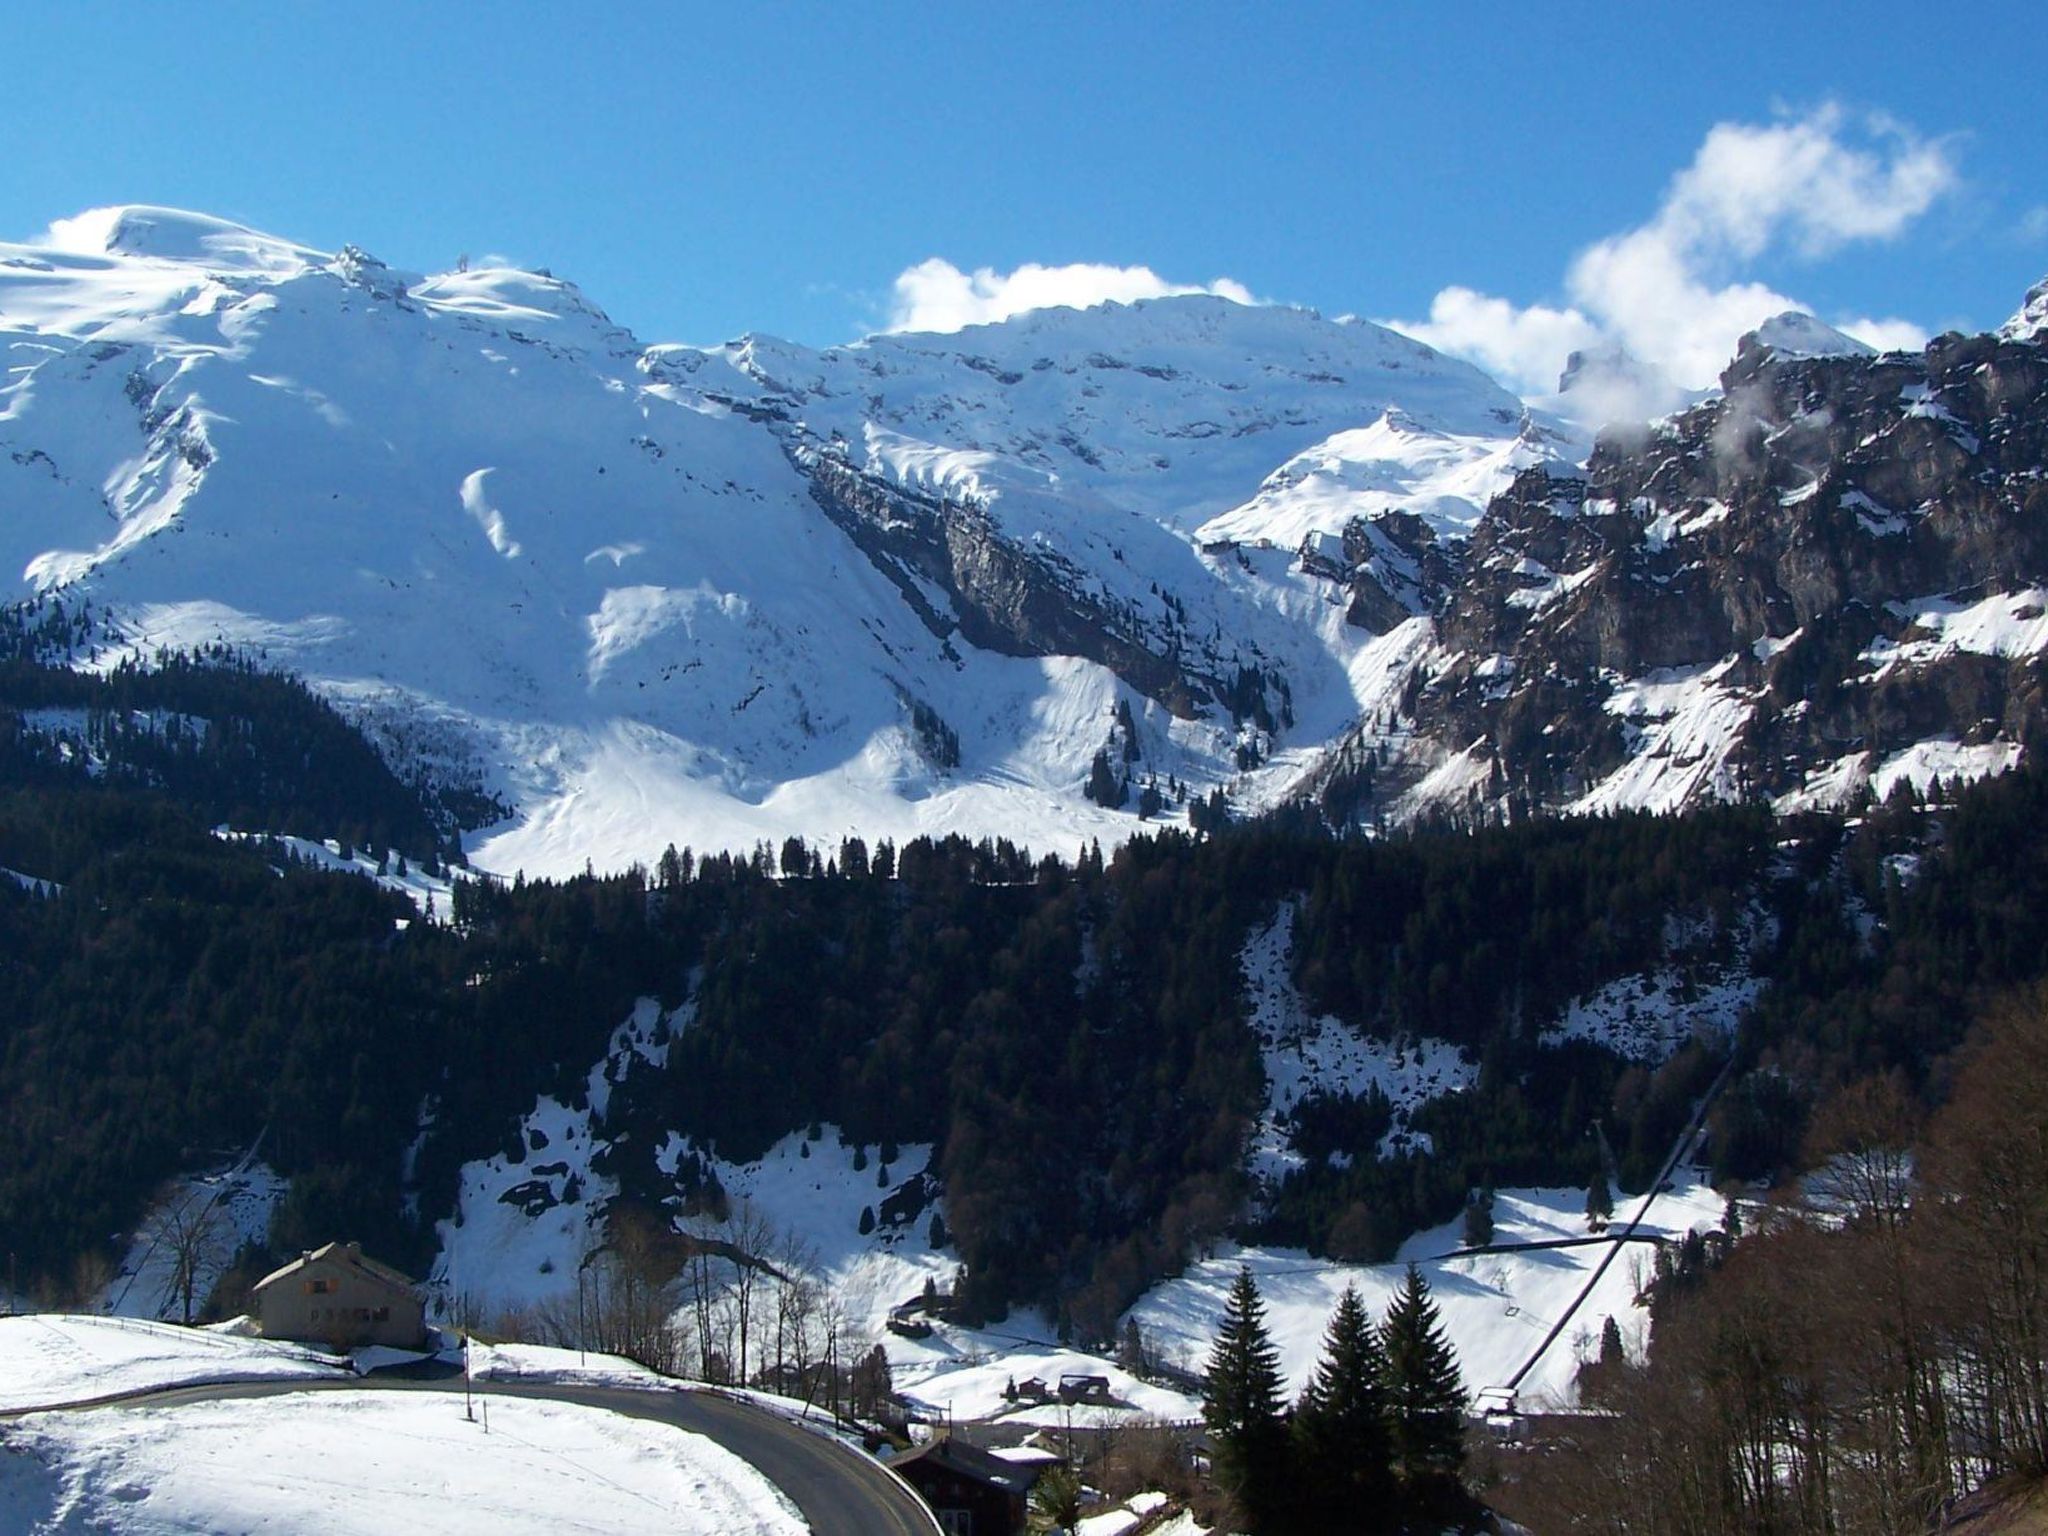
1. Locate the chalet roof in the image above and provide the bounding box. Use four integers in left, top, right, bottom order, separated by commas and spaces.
252, 1240, 419, 1297
890, 1436, 1039, 1495
987, 1444, 1065, 1467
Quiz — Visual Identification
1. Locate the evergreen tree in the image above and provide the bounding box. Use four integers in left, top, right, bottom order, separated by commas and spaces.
1463, 1184, 1495, 1248
1118, 1315, 1148, 1376
1599, 1312, 1625, 1368
1028, 1462, 1084, 1534
1203, 1266, 1290, 1529
1085, 749, 1124, 809
1586, 1174, 1614, 1229
1292, 1283, 1395, 1530
1576, 1312, 1629, 1406
1381, 1265, 1467, 1501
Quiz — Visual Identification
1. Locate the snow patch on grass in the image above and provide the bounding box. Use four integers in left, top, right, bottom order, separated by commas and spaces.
1551, 967, 1762, 1063
1240, 905, 1474, 1177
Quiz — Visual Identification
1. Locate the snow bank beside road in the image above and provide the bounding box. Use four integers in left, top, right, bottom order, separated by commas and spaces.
0, 1390, 805, 1534
0, 1315, 346, 1414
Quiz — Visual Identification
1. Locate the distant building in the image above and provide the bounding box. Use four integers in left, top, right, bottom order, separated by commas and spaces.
890, 1435, 1041, 1536
1056, 1372, 1111, 1404
251, 1241, 426, 1350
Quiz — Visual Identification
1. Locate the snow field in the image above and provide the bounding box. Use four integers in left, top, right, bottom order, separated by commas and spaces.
1078, 1489, 1173, 1536
430, 996, 959, 1349
1775, 737, 2026, 813
887, 1330, 1202, 1428
466, 1340, 677, 1393
0, 1315, 346, 1414
0, 1390, 805, 1536
431, 1090, 615, 1322
1571, 657, 1751, 818
1861, 588, 2048, 672
1131, 1178, 1724, 1413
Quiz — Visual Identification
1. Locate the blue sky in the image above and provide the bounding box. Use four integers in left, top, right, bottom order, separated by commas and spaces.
5, 3, 2041, 388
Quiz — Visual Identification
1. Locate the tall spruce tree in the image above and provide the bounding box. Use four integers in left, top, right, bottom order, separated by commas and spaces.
1203, 1266, 1290, 1530
1293, 1282, 1395, 1530
1586, 1175, 1614, 1229
1381, 1264, 1468, 1496
1463, 1184, 1495, 1248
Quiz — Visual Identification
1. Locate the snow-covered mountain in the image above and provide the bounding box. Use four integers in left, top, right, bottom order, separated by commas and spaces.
0, 206, 1577, 873
4, 206, 2045, 872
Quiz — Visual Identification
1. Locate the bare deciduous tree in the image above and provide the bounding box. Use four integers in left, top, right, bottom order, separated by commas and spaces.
141, 1184, 230, 1325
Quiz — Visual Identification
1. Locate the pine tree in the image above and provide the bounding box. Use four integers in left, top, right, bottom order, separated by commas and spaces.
1463, 1184, 1495, 1248
1028, 1462, 1084, 1534
1203, 1266, 1290, 1528
1586, 1174, 1614, 1230
1577, 1312, 1629, 1407
1085, 749, 1125, 809
1118, 1315, 1149, 1376
1599, 1312, 1625, 1368
1293, 1283, 1395, 1530
1381, 1264, 1467, 1500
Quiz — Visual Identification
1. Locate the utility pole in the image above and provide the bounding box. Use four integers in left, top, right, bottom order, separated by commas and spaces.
827, 1317, 839, 1428
455, 1249, 474, 1424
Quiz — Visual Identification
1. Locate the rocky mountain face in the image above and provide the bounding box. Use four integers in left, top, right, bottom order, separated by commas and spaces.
2, 206, 2045, 869
1313, 320, 2048, 824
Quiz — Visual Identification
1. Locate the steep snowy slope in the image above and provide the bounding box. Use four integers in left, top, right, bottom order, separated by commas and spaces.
696, 296, 1566, 537
0, 207, 1559, 873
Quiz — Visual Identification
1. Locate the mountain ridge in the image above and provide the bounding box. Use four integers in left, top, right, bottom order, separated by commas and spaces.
3, 204, 2045, 873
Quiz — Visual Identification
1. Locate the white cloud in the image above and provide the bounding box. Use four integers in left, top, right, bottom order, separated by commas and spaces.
1392, 105, 1957, 402
1834, 315, 1933, 354
1397, 286, 1603, 398
886, 257, 1253, 334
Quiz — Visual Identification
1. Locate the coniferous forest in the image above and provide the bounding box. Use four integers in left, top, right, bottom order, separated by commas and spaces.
7, 630, 2048, 1418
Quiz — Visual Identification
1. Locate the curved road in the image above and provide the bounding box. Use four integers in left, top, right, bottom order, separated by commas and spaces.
60, 1376, 939, 1536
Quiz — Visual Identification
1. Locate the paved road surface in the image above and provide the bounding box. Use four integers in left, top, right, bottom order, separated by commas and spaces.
59, 1376, 940, 1536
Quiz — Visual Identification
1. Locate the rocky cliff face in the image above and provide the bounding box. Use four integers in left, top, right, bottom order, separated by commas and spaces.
799, 448, 1235, 719
1308, 321, 2048, 824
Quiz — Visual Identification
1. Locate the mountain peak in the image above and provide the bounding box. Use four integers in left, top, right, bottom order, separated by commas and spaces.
1741, 311, 1875, 362
38, 205, 326, 274
2001, 276, 2048, 343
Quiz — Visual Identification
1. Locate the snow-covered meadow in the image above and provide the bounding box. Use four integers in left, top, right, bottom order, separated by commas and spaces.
0, 1390, 804, 1536
0, 1315, 345, 1415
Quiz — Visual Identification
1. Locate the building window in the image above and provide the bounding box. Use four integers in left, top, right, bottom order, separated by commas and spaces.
304, 1278, 333, 1295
